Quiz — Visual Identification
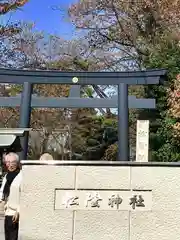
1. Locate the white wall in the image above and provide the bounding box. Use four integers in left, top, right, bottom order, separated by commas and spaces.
19, 161, 180, 240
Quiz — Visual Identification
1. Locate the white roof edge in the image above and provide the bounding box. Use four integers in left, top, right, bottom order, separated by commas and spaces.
0, 135, 16, 146
0, 128, 32, 136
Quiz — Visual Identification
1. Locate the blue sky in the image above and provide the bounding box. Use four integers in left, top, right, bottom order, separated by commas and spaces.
1, 0, 77, 39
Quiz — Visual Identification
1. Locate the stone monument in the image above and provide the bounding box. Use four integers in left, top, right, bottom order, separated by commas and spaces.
136, 120, 149, 162
19, 160, 180, 240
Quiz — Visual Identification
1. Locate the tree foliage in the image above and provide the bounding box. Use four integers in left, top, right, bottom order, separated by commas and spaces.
0, 0, 28, 15
141, 38, 180, 161
0, 21, 119, 160
68, 0, 180, 70
0, 1, 28, 37
67, 0, 180, 161
2, 0, 180, 161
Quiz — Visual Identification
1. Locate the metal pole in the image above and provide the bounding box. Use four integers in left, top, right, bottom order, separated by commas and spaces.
118, 83, 129, 161
19, 82, 32, 160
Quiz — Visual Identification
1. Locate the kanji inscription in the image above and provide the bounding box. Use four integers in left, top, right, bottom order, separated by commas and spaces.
129, 195, 145, 209
108, 194, 123, 209
62, 196, 79, 208
55, 190, 152, 211
86, 193, 102, 208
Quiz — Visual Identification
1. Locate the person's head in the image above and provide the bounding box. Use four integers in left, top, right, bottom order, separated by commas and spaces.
4, 152, 20, 172
3, 153, 9, 169
39, 153, 54, 161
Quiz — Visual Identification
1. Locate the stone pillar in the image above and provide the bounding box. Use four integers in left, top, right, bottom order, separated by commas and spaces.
19, 82, 32, 160
118, 83, 129, 161
136, 120, 149, 162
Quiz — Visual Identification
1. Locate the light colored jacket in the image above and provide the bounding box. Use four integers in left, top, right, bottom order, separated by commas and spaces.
0, 171, 22, 216
0, 174, 7, 200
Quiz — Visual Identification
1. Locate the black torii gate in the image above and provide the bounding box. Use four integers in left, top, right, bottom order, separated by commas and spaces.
0, 68, 167, 161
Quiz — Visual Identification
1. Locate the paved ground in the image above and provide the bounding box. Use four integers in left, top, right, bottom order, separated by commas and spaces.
0, 216, 4, 240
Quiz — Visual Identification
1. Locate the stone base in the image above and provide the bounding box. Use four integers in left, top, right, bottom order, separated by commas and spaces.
19, 161, 180, 240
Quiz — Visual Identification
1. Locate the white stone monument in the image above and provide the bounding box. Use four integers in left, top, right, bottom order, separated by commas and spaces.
19, 160, 180, 240
136, 120, 149, 162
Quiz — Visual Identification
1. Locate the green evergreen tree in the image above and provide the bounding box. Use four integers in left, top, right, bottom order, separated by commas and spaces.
142, 39, 180, 161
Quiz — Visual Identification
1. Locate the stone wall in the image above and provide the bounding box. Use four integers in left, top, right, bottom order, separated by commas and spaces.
19, 161, 180, 240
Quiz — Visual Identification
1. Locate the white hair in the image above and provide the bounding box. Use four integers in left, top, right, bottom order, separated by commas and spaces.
4, 152, 20, 162
39, 153, 54, 161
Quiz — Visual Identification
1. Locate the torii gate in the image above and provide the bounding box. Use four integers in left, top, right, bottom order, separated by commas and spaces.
0, 68, 167, 160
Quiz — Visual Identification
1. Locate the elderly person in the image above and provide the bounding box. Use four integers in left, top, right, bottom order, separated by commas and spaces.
0, 152, 22, 240
39, 153, 54, 161
2, 153, 10, 174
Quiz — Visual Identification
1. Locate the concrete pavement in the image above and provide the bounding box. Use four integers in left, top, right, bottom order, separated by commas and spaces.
0, 216, 4, 240
0, 204, 4, 240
